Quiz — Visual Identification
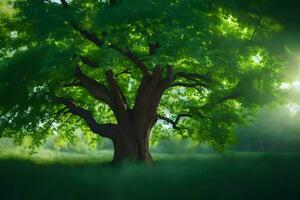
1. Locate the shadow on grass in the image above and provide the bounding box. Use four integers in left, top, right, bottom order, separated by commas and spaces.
0, 153, 300, 200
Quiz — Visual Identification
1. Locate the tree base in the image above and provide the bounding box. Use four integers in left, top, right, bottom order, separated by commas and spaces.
111, 136, 153, 163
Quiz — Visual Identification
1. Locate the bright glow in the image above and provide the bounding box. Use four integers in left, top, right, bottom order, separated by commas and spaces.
292, 81, 300, 89
287, 103, 300, 115
217, 8, 252, 39
0, 0, 16, 17
280, 82, 290, 89
251, 54, 263, 64
9, 31, 18, 39
280, 81, 300, 90
224, 15, 235, 24
51, 0, 73, 3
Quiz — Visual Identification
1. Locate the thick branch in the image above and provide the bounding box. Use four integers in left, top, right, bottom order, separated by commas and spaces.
68, 21, 149, 76
215, 92, 240, 104
116, 67, 136, 76
62, 79, 82, 88
133, 65, 163, 119
105, 70, 128, 123
59, 0, 149, 76
175, 71, 212, 85
79, 55, 99, 68
130, 65, 175, 135
158, 65, 174, 89
110, 45, 150, 76
56, 97, 116, 138
166, 65, 174, 82
74, 67, 113, 106
71, 22, 105, 47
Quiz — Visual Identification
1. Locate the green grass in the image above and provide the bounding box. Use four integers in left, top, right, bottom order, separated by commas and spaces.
0, 152, 300, 200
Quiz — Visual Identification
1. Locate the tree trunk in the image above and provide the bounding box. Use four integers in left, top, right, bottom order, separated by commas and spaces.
111, 127, 153, 163
60, 64, 174, 163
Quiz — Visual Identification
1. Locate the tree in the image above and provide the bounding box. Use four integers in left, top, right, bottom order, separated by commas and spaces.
0, 0, 287, 162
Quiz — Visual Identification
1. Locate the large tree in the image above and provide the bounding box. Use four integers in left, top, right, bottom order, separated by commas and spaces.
0, 0, 287, 162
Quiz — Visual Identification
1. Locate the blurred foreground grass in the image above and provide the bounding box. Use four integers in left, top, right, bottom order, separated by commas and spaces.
0, 150, 300, 200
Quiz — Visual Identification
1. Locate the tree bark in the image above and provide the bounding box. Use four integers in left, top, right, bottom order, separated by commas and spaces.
111, 125, 153, 163
55, 1, 213, 164
58, 63, 174, 163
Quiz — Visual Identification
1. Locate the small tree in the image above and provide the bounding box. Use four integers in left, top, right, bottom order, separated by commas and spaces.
0, 0, 285, 162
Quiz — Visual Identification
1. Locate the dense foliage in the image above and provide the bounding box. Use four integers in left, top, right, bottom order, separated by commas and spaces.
0, 0, 293, 153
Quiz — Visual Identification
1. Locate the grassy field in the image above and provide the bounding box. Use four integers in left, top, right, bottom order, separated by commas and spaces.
0, 151, 300, 200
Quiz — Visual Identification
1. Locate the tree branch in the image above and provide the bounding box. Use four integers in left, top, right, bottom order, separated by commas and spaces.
109, 44, 150, 76
42, 108, 69, 134
62, 79, 82, 88
79, 55, 99, 68
175, 71, 212, 85
70, 22, 105, 47
69, 22, 149, 76
68, 21, 149, 76
159, 65, 175, 89
74, 67, 113, 107
166, 65, 174, 82
105, 70, 129, 123
58, 0, 149, 76
171, 82, 207, 88
132, 65, 162, 119
115, 67, 137, 77
55, 97, 116, 138
249, 16, 262, 41
215, 92, 240, 104
158, 114, 192, 130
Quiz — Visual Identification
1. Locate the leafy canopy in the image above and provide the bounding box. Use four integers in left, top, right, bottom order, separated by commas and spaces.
0, 0, 290, 151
